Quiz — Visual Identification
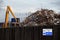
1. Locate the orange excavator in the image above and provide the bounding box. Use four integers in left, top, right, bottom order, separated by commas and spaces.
3, 6, 17, 28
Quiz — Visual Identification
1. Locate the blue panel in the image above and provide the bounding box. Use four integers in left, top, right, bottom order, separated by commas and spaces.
43, 32, 52, 36
11, 18, 16, 22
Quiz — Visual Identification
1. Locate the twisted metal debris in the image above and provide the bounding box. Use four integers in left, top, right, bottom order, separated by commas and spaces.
22, 9, 60, 26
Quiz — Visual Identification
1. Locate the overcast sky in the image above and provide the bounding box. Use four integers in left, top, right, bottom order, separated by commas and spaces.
4, 0, 60, 13
0, 0, 60, 22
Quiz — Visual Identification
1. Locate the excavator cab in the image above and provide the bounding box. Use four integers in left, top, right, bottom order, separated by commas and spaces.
11, 18, 20, 27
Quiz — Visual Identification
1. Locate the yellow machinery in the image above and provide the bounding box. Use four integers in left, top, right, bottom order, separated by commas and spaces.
3, 6, 17, 28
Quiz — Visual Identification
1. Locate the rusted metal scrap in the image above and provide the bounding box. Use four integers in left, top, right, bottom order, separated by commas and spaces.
22, 9, 60, 26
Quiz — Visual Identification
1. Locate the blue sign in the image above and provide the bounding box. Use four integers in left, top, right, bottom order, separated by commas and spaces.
43, 29, 52, 36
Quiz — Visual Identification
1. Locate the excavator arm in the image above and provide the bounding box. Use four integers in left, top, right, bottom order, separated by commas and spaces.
7, 6, 16, 19
3, 6, 17, 28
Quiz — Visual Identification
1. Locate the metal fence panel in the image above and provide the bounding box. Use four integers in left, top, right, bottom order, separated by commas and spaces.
0, 26, 60, 40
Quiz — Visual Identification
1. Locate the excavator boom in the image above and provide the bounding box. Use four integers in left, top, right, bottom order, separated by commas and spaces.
3, 6, 17, 28
7, 6, 16, 18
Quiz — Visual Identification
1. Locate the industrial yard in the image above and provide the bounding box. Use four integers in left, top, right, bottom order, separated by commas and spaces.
0, 0, 60, 40
0, 6, 60, 28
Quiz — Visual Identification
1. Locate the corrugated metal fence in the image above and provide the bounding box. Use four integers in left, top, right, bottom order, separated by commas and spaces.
0, 25, 60, 40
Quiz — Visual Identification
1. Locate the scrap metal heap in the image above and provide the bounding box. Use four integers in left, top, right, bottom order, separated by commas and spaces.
22, 9, 60, 26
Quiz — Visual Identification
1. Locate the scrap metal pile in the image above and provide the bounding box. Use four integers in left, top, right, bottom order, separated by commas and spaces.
22, 9, 60, 26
